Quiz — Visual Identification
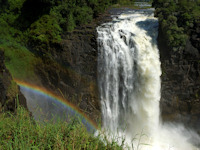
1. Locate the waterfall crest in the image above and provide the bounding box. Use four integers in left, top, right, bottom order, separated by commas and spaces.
97, 9, 200, 150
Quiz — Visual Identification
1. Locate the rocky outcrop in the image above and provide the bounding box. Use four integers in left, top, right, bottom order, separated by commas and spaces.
158, 27, 200, 133
0, 50, 27, 112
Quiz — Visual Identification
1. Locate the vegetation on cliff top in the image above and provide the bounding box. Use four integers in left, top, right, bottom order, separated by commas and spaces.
0, 0, 136, 80
0, 0, 136, 50
153, 0, 200, 51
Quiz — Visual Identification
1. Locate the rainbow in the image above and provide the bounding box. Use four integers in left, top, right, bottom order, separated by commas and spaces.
14, 79, 98, 131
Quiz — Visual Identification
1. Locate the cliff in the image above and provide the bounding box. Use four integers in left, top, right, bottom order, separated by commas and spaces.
158, 26, 200, 133
32, 12, 111, 124
34, 26, 100, 122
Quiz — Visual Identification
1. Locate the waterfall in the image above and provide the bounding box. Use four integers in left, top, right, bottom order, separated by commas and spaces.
97, 9, 200, 150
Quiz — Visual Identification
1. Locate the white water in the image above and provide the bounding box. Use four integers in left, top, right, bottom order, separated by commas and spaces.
97, 9, 200, 150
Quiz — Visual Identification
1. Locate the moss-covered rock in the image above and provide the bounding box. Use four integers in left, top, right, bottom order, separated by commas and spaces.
0, 49, 27, 112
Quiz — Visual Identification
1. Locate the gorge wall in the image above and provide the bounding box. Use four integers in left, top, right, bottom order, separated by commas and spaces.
33, 14, 111, 123
158, 26, 200, 133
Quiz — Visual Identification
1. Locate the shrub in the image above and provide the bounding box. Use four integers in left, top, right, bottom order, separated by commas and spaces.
67, 12, 76, 32
74, 6, 93, 26
28, 15, 62, 51
153, 0, 200, 51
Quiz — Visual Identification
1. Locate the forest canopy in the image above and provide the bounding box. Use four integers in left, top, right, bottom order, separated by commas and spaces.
0, 0, 135, 52
153, 0, 200, 51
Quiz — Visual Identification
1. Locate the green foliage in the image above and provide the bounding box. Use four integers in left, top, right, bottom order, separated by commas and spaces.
28, 15, 62, 51
86, 0, 98, 8
67, 12, 76, 32
0, 12, 40, 80
0, 106, 123, 149
49, 3, 68, 29
74, 6, 93, 25
6, 80, 18, 100
0, 0, 136, 53
7, 0, 26, 13
118, 0, 134, 5
0, 0, 126, 82
153, 0, 200, 51
2, 44, 38, 80
0, 0, 136, 80
0, 18, 15, 40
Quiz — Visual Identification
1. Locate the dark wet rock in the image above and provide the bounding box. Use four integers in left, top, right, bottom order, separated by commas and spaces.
158, 26, 200, 132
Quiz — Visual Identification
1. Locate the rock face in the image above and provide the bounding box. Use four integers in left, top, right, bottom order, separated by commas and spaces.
34, 19, 109, 123
158, 27, 200, 133
0, 50, 27, 112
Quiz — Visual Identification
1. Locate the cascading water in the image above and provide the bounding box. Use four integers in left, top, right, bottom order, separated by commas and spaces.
97, 9, 200, 150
